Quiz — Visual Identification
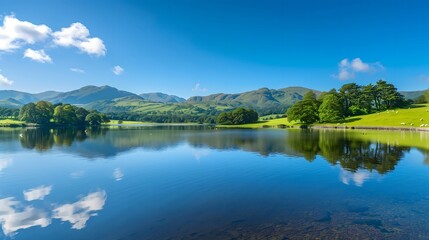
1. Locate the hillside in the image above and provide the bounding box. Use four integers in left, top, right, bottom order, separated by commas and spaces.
140, 92, 185, 103
399, 90, 425, 100
48, 85, 139, 104
0, 90, 39, 104
0, 85, 426, 118
187, 87, 321, 115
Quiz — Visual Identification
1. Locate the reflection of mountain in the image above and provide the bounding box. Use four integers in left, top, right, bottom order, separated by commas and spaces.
3, 127, 426, 173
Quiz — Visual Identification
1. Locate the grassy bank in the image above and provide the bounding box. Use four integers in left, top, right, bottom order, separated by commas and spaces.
0, 119, 24, 127
318, 104, 429, 128
218, 104, 429, 130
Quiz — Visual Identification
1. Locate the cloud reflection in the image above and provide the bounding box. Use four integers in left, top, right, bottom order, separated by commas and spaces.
23, 185, 52, 201
339, 169, 379, 187
52, 190, 106, 229
0, 157, 12, 173
0, 197, 50, 236
113, 168, 123, 181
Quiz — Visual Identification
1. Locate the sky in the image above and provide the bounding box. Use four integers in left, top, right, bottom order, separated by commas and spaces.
0, 0, 428, 98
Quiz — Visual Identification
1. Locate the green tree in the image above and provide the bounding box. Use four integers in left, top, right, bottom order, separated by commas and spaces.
319, 93, 344, 123
19, 103, 37, 123
216, 108, 258, 125
85, 112, 102, 125
287, 91, 319, 124
74, 107, 90, 125
53, 104, 77, 124
19, 101, 53, 124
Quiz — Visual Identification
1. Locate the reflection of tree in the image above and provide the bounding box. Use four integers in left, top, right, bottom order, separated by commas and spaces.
290, 130, 410, 174
20, 128, 54, 151
285, 130, 320, 161
13, 127, 414, 174
19, 128, 108, 150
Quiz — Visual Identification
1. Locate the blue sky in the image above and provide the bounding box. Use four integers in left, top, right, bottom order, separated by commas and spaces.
0, 0, 428, 98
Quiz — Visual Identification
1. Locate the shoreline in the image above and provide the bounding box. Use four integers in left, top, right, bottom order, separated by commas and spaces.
311, 125, 429, 132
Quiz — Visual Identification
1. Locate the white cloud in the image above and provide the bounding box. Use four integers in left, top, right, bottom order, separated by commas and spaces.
0, 158, 12, 173
0, 73, 13, 86
192, 83, 208, 92
23, 48, 52, 63
0, 15, 51, 52
23, 185, 52, 201
52, 190, 106, 230
113, 168, 124, 181
112, 65, 123, 75
334, 58, 384, 80
0, 197, 50, 236
70, 68, 85, 73
52, 22, 106, 56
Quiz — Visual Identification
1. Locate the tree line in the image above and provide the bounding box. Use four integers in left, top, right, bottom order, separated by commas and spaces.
19, 101, 109, 125
287, 80, 410, 124
216, 107, 259, 125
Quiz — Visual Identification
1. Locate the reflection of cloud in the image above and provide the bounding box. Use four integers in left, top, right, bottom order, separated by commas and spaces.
113, 168, 123, 181
23, 185, 52, 201
0, 197, 50, 236
339, 169, 378, 187
193, 149, 210, 161
70, 170, 84, 179
0, 157, 12, 173
53, 190, 106, 229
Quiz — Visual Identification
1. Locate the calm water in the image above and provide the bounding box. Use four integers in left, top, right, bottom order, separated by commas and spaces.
1, 126, 429, 239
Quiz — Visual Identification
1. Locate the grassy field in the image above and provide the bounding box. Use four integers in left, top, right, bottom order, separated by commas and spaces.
0, 119, 22, 124
320, 104, 429, 128
107, 120, 153, 125
0, 119, 24, 127
219, 117, 294, 128
219, 104, 429, 129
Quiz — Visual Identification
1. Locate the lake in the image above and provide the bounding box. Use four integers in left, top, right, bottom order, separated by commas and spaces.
1, 126, 429, 239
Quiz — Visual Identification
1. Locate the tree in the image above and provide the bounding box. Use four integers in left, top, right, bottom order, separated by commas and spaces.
287, 91, 319, 124
319, 93, 344, 123
53, 104, 77, 124
19, 101, 53, 124
216, 108, 258, 125
85, 112, 102, 125
19, 103, 37, 123
339, 83, 361, 116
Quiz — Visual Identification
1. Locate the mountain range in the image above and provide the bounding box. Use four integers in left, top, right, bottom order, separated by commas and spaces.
0, 85, 425, 116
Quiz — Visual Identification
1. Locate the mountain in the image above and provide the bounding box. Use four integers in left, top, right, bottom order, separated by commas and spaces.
400, 90, 425, 100
34, 91, 62, 100
0, 98, 23, 108
0, 90, 39, 104
140, 92, 185, 103
187, 87, 320, 115
47, 85, 139, 104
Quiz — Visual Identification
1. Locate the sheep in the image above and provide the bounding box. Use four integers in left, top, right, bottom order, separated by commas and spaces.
426, 124, 429, 127
400, 122, 406, 125
410, 123, 414, 126
420, 124, 425, 127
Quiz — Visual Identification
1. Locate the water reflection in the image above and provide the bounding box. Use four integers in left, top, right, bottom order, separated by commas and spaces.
23, 185, 52, 201
5, 127, 426, 174
52, 190, 107, 230
0, 197, 50, 236
0, 189, 106, 236
0, 157, 12, 174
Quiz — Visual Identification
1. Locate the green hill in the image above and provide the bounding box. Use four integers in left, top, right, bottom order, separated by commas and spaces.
187, 87, 321, 115
48, 85, 139, 104
140, 92, 185, 103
